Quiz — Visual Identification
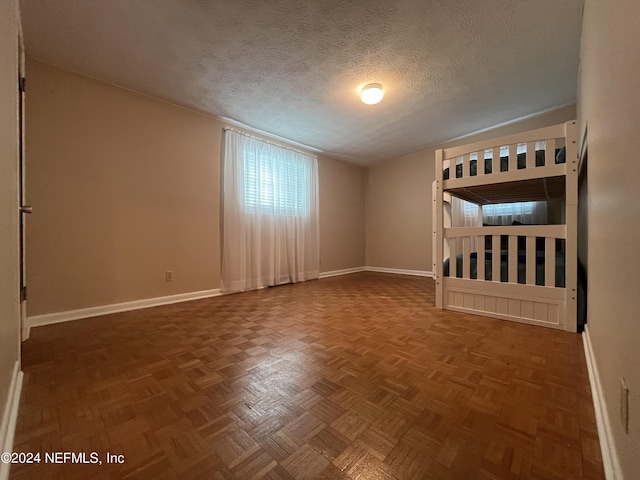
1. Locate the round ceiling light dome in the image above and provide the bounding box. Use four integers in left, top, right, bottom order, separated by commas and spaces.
360, 83, 384, 105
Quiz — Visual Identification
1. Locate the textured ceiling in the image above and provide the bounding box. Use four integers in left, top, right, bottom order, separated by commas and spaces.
20, 0, 584, 165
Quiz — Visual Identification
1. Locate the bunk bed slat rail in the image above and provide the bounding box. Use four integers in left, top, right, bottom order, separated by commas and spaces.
440, 122, 567, 192
443, 123, 565, 160
443, 225, 566, 287
443, 145, 566, 179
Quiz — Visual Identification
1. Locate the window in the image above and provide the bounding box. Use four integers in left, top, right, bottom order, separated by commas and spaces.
483, 201, 538, 219
483, 201, 547, 225
221, 129, 319, 293
243, 152, 309, 216
458, 200, 547, 225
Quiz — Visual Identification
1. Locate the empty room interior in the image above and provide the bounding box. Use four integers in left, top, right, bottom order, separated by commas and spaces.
1, 1, 639, 479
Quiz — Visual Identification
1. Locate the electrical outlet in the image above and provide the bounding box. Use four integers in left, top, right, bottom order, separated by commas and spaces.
165, 271, 173, 282
620, 377, 629, 434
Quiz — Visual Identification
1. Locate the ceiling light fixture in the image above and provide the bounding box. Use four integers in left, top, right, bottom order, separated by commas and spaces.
360, 83, 384, 105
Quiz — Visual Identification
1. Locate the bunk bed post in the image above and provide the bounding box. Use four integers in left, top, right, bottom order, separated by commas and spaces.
565, 120, 579, 332
435, 149, 444, 308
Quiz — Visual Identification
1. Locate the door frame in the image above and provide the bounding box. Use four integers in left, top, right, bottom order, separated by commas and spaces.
18, 22, 28, 341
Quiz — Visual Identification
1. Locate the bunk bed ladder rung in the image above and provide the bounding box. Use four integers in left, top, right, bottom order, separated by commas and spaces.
449, 238, 457, 278
462, 237, 471, 280
527, 142, 536, 169
526, 236, 536, 285
462, 154, 470, 178
508, 144, 517, 171
545, 237, 556, 287
508, 236, 518, 284
546, 138, 556, 166
477, 236, 485, 281
491, 235, 500, 283
492, 147, 500, 175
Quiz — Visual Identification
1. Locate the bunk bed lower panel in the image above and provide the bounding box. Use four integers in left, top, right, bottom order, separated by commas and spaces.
442, 278, 567, 329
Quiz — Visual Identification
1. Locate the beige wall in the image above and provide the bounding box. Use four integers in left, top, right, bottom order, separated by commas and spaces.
579, 0, 640, 476
0, 0, 21, 434
318, 155, 365, 272
26, 59, 366, 316
366, 150, 433, 271
26, 59, 222, 316
365, 104, 577, 271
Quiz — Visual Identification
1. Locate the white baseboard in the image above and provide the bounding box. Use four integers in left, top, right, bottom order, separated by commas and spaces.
583, 325, 622, 480
26, 268, 433, 331
0, 361, 23, 480
319, 266, 435, 279
365, 266, 435, 278
27, 289, 222, 331
319, 267, 366, 279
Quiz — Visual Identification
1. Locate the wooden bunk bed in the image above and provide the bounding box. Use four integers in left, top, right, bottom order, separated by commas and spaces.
434, 121, 578, 331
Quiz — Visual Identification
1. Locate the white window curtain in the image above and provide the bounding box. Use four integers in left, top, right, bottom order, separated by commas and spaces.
451, 197, 481, 250
221, 129, 319, 293
451, 197, 481, 227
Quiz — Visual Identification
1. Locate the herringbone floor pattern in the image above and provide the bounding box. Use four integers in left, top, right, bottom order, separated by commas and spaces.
12, 273, 603, 479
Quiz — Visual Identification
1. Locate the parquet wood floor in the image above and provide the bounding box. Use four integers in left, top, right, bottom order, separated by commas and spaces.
11, 273, 604, 480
